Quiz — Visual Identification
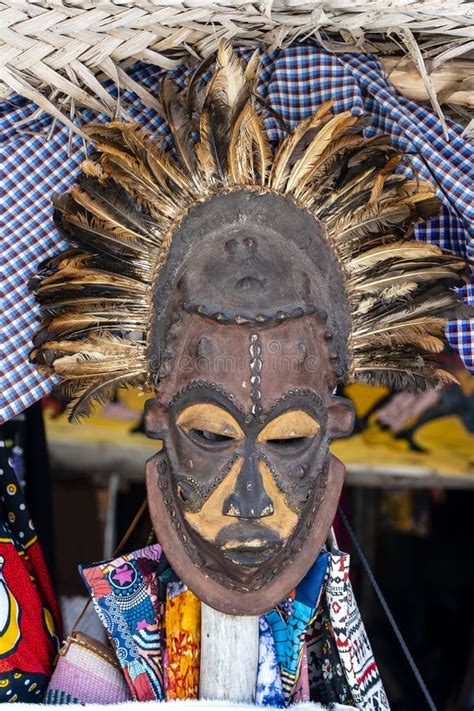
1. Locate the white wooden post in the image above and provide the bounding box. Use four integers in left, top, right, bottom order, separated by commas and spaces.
199, 603, 260, 702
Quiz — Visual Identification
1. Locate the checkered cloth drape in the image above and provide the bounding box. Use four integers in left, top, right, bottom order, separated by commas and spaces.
1, 46, 473, 423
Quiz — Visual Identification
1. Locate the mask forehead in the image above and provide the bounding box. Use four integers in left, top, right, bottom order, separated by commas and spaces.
150, 191, 352, 387
156, 312, 336, 414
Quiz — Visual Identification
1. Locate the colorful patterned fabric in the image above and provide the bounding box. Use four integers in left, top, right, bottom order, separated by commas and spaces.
1, 45, 472, 423
291, 641, 310, 703
77, 544, 387, 708
80, 544, 168, 701
307, 598, 355, 706
266, 551, 329, 703
325, 552, 389, 710
256, 616, 285, 708
0, 421, 62, 702
165, 584, 200, 700
80, 546, 200, 703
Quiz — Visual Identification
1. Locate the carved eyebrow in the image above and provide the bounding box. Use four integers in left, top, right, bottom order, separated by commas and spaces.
169, 380, 248, 418
263, 389, 325, 417
171, 383, 325, 427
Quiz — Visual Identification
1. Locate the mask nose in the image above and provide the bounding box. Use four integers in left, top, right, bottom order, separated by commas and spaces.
223, 454, 274, 518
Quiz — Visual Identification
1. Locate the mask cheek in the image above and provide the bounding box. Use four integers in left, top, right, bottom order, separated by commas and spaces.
257, 461, 298, 539
184, 459, 243, 542
260, 437, 328, 513
174, 476, 206, 512
173, 447, 241, 514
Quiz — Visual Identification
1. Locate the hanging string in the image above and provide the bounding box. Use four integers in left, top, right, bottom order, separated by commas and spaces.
337, 505, 438, 711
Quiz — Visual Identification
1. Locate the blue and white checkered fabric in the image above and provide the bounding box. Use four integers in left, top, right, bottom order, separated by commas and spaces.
1, 46, 473, 422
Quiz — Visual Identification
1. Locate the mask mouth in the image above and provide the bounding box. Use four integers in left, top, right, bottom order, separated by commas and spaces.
220, 541, 282, 566
216, 523, 282, 566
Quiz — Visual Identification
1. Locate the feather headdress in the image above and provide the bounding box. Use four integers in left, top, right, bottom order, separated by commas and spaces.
30, 42, 469, 421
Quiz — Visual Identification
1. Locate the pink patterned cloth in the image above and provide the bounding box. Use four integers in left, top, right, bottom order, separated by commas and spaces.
46, 637, 132, 704
291, 642, 310, 702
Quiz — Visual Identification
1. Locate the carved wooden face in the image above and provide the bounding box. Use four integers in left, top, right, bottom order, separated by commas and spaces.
144, 191, 354, 613
145, 312, 354, 614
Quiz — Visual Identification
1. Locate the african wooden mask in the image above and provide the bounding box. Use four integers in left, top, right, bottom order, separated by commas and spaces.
30, 44, 468, 614
144, 191, 355, 612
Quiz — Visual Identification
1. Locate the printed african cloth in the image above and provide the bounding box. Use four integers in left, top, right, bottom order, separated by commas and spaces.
1, 44, 472, 424
55, 543, 389, 709
0, 420, 62, 702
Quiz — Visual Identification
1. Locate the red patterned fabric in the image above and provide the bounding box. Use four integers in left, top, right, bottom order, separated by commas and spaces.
0, 423, 62, 702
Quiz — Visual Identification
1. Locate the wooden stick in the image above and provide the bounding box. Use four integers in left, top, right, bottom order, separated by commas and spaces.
199, 603, 259, 702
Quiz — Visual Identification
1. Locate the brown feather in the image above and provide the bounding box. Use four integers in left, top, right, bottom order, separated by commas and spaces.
228, 105, 254, 185
53, 352, 144, 377
70, 187, 158, 249
369, 173, 385, 204
161, 76, 196, 175
350, 242, 443, 270
247, 108, 271, 186
185, 53, 215, 117
269, 100, 334, 191
295, 134, 365, 204
228, 104, 271, 186
32, 312, 146, 346
353, 317, 448, 340
202, 40, 251, 176
353, 332, 445, 354
285, 112, 356, 194
81, 159, 104, 179
66, 372, 145, 422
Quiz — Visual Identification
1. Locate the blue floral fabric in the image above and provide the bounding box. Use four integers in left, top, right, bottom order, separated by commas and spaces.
256, 616, 286, 707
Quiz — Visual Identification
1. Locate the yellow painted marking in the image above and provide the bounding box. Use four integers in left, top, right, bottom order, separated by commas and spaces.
185, 459, 242, 541
177, 403, 244, 440
258, 410, 320, 442
185, 459, 298, 543
258, 461, 298, 537
222, 539, 269, 549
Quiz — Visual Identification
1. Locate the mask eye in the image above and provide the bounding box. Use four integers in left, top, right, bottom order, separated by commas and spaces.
265, 436, 309, 447
176, 403, 243, 446
258, 410, 320, 449
189, 429, 235, 445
